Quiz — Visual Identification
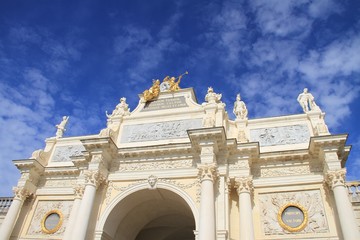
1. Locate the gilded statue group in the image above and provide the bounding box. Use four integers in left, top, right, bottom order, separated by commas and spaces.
142, 71, 188, 102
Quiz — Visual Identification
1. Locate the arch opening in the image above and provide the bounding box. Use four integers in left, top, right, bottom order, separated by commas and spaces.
102, 187, 196, 240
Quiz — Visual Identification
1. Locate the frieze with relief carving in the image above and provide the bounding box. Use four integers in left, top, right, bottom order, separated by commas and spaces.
121, 119, 202, 143
250, 125, 310, 147
27, 200, 73, 236
259, 190, 328, 235
51, 145, 85, 162
118, 159, 193, 172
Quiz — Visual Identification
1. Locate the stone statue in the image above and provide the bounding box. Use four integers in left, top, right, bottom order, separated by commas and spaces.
142, 79, 161, 102
55, 116, 69, 138
106, 97, 130, 118
297, 88, 320, 112
233, 94, 248, 119
205, 87, 222, 104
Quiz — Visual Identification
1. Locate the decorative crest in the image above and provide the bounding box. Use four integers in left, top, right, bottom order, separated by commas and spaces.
142, 71, 188, 102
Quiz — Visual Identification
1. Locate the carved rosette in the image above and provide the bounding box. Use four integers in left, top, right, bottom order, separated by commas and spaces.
325, 169, 346, 189
235, 176, 253, 194
84, 170, 107, 189
73, 185, 85, 199
197, 163, 218, 182
13, 186, 32, 201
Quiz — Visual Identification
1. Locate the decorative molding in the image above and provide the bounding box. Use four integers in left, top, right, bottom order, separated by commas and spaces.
259, 190, 328, 235
51, 145, 85, 162
250, 125, 310, 146
197, 163, 218, 182
118, 159, 193, 172
253, 165, 314, 178
325, 169, 346, 189
235, 176, 253, 194
105, 178, 199, 205
27, 200, 73, 236
120, 119, 202, 143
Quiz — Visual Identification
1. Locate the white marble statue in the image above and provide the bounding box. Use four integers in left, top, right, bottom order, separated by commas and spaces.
297, 88, 320, 113
233, 94, 248, 119
106, 97, 130, 118
205, 87, 222, 104
55, 116, 69, 138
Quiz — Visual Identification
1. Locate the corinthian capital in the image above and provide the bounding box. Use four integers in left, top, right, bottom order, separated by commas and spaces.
325, 169, 346, 189
84, 170, 107, 189
13, 186, 32, 201
197, 163, 218, 182
235, 176, 253, 194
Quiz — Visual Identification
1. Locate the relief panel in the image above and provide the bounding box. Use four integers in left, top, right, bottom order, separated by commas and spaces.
258, 190, 329, 235
51, 145, 85, 162
27, 200, 73, 237
250, 124, 310, 146
120, 119, 202, 143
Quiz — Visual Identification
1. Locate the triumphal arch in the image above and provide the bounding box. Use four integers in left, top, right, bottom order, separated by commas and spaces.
0, 75, 359, 240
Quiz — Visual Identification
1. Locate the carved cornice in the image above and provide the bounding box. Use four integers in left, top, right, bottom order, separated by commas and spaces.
235, 176, 253, 194
13, 186, 32, 201
188, 127, 227, 152
197, 163, 218, 182
325, 169, 346, 189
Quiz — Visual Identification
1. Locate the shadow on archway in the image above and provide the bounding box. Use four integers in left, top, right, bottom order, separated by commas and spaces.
103, 188, 196, 240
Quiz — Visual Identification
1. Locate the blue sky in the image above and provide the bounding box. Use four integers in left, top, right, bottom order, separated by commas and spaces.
0, 0, 360, 196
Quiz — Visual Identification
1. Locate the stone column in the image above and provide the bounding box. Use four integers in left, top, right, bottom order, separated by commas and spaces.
63, 185, 84, 240
0, 187, 31, 239
235, 176, 254, 240
326, 169, 360, 240
197, 163, 218, 240
72, 170, 105, 240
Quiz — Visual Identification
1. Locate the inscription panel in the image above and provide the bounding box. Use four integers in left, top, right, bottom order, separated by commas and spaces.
121, 119, 202, 143
141, 96, 188, 112
250, 124, 310, 147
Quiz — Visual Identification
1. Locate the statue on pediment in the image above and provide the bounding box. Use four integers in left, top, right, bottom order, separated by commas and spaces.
297, 88, 321, 113
55, 116, 69, 138
142, 79, 161, 102
143, 72, 188, 102
205, 87, 222, 104
106, 97, 130, 118
233, 94, 248, 119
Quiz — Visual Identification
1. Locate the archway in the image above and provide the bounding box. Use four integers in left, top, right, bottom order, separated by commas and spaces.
97, 184, 197, 240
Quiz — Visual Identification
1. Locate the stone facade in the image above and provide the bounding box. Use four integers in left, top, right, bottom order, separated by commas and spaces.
0, 85, 359, 240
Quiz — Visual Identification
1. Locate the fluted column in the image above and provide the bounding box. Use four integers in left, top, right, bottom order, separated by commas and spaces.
63, 185, 84, 240
72, 170, 105, 240
0, 187, 31, 239
198, 163, 218, 240
235, 176, 254, 240
326, 169, 360, 240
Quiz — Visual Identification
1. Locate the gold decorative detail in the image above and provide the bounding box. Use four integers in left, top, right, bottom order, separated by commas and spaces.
142, 72, 188, 102
277, 203, 308, 232
143, 79, 161, 102
41, 209, 63, 234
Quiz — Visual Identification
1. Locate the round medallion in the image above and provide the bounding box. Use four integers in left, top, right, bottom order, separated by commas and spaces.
41, 210, 63, 234
277, 203, 308, 232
